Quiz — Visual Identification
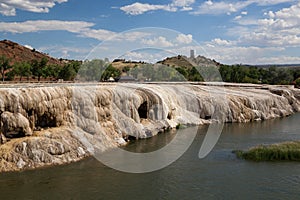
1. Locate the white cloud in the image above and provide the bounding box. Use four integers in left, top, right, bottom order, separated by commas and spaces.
80, 29, 116, 41
142, 36, 174, 47
120, 0, 196, 15
236, 2, 300, 47
112, 32, 152, 42
176, 33, 193, 44
223, 1, 300, 54
254, 0, 295, 6
255, 55, 300, 64
171, 0, 195, 7
204, 44, 286, 64
261, 2, 300, 29
241, 31, 300, 46
211, 38, 235, 46
0, 0, 67, 16
233, 17, 259, 25
193, 0, 295, 15
0, 20, 94, 34
119, 0, 296, 16
0, 20, 155, 43
234, 15, 242, 20
120, 2, 176, 15
181, 6, 193, 11
0, 2, 15, 16
194, 1, 251, 15
168, 42, 297, 65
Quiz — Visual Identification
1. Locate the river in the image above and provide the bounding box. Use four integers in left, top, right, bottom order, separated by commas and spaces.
1, 113, 300, 199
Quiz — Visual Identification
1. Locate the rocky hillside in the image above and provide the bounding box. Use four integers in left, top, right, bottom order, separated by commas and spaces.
0, 40, 64, 65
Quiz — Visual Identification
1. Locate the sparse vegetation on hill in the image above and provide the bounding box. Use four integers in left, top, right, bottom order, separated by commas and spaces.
0, 40, 81, 82
0, 40, 64, 66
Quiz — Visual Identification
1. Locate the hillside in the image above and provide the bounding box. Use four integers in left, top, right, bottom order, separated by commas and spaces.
158, 55, 221, 68
0, 40, 64, 65
111, 59, 146, 71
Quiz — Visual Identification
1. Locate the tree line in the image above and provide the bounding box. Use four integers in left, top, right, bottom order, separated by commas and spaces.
1, 55, 300, 87
174, 64, 300, 86
0, 55, 81, 82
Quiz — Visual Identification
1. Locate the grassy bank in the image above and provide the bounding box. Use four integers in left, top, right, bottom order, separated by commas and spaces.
234, 141, 300, 161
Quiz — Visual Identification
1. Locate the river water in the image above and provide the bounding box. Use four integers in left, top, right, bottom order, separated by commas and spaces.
1, 113, 300, 199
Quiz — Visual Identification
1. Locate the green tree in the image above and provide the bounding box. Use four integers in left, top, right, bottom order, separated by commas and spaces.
0, 55, 11, 82
175, 67, 188, 78
276, 68, 293, 85
219, 65, 233, 82
295, 78, 300, 88
122, 66, 131, 73
58, 63, 78, 81
31, 58, 48, 81
188, 67, 203, 81
101, 64, 121, 81
13, 62, 32, 81
47, 64, 61, 79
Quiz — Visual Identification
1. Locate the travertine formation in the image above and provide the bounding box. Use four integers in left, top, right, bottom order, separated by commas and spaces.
0, 83, 299, 172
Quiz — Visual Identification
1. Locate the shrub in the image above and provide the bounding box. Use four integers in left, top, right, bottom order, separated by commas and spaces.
234, 141, 300, 161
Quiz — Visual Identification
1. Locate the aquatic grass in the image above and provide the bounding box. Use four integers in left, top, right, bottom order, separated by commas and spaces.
234, 141, 300, 161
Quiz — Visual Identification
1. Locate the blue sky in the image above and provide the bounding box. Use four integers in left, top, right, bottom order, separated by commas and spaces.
0, 0, 300, 64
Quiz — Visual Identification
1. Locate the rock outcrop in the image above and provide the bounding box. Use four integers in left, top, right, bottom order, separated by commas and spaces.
0, 83, 299, 172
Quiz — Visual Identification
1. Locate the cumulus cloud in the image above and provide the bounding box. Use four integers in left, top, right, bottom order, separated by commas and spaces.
172, 0, 195, 7
0, 20, 153, 43
254, 0, 295, 6
120, 0, 196, 15
142, 36, 174, 47
180, 6, 193, 11
211, 38, 234, 46
204, 44, 287, 64
0, 0, 67, 16
236, 2, 300, 47
259, 2, 300, 29
193, 0, 295, 15
176, 33, 193, 44
255, 55, 300, 64
120, 2, 176, 15
194, 0, 251, 15
234, 15, 242, 20
120, 0, 296, 16
0, 20, 94, 33
80, 29, 117, 41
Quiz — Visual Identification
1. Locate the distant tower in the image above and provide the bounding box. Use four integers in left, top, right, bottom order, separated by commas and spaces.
190, 49, 195, 59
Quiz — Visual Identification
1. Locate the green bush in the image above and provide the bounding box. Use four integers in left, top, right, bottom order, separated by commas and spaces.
234, 141, 300, 161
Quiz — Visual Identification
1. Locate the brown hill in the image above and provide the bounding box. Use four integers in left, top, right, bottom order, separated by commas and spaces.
0, 40, 64, 65
158, 55, 221, 68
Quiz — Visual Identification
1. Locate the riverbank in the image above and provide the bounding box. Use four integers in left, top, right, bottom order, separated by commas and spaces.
0, 83, 299, 172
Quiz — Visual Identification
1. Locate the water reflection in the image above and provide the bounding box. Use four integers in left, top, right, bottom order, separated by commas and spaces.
1, 113, 300, 199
